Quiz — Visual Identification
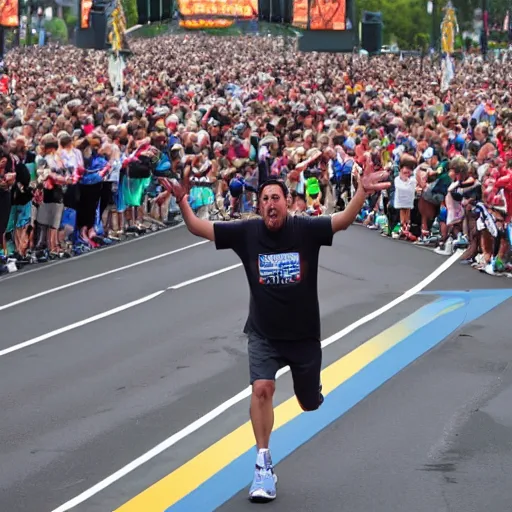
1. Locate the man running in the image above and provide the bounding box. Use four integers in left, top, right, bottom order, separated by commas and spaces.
159, 164, 389, 502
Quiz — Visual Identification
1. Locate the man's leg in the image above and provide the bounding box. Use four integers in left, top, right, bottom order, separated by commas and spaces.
289, 340, 323, 412
247, 331, 283, 502
250, 380, 275, 450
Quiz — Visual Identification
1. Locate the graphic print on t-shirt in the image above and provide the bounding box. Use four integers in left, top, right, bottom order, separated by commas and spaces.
258, 252, 301, 285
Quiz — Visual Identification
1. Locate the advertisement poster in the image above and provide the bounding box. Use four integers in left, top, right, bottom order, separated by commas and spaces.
0, 0, 19, 28
293, 0, 346, 30
178, 0, 258, 20
81, 0, 93, 29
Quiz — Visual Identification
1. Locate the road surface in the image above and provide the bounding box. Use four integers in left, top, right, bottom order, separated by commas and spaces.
1, 222, 511, 512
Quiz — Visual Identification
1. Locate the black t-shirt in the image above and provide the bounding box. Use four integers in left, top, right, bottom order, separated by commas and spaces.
214, 215, 333, 342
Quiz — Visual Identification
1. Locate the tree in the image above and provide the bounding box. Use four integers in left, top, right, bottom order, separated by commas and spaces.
45, 17, 69, 42
356, 0, 431, 49
122, 0, 138, 28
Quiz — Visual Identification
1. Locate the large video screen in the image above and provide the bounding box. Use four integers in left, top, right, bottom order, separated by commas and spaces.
178, 0, 258, 20
293, 0, 346, 30
180, 19, 235, 28
0, 0, 19, 27
81, 0, 93, 28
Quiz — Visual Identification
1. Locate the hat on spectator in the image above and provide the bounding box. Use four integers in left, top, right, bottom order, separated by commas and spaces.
422, 147, 438, 160
166, 114, 179, 127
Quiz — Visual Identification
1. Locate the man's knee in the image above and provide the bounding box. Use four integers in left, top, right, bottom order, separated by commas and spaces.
252, 380, 275, 401
297, 399, 321, 412
296, 388, 324, 412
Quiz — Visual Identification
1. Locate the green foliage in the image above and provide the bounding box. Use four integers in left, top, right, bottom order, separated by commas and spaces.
451, 0, 509, 31
45, 17, 69, 43
414, 32, 430, 51
357, 0, 431, 49
356, 0, 511, 49
63, 8, 78, 28
449, 0, 480, 31
122, 0, 139, 28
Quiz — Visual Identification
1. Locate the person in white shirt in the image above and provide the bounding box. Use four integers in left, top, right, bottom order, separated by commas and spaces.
393, 154, 417, 241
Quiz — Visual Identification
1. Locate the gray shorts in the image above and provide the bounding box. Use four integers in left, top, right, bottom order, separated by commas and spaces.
37, 202, 64, 230
247, 329, 324, 411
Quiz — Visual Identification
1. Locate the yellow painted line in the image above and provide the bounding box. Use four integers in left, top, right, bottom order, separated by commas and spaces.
115, 302, 462, 512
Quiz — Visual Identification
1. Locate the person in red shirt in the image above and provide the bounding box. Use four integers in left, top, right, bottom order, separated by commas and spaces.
0, 74, 9, 95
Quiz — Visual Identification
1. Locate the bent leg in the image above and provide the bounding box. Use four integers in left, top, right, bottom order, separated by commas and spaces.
290, 340, 323, 411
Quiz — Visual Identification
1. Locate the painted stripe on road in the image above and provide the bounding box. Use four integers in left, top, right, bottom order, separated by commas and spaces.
0, 291, 165, 358
0, 239, 209, 313
114, 289, 512, 512
50, 251, 462, 512
168, 263, 243, 289
0, 262, 242, 359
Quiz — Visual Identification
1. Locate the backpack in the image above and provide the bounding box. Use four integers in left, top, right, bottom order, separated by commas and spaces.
154, 151, 172, 178
334, 158, 354, 180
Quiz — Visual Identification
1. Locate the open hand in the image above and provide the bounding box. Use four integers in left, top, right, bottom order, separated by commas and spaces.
356, 163, 390, 196
158, 178, 187, 205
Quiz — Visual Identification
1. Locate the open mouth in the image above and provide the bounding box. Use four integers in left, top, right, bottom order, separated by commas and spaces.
268, 210, 278, 220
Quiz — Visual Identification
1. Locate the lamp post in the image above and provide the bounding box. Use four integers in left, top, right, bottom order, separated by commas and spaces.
427, 0, 434, 52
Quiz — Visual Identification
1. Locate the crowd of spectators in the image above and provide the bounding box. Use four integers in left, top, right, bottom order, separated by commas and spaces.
0, 34, 511, 276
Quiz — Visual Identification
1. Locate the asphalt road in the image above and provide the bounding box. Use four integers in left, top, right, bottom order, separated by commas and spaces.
1, 222, 511, 512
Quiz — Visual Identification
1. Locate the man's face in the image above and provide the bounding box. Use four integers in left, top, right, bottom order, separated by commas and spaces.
259, 184, 288, 231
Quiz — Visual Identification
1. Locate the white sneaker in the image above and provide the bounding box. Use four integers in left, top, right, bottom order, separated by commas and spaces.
434, 237, 454, 256
6, 260, 17, 273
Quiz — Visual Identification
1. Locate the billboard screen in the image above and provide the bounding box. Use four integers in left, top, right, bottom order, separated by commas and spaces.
177, 0, 258, 22
81, 0, 93, 28
0, 0, 19, 27
293, 0, 346, 30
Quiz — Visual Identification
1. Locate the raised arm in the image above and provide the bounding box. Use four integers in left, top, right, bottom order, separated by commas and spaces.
159, 178, 215, 241
331, 155, 390, 234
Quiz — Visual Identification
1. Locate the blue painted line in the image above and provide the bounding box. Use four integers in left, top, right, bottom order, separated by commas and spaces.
167, 289, 512, 512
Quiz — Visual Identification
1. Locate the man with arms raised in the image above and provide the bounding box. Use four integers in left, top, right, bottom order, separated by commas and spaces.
159, 163, 389, 502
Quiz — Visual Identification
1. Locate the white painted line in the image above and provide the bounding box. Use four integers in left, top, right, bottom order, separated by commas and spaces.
0, 262, 243, 358
50, 249, 462, 512
0, 222, 186, 283
168, 263, 243, 290
0, 240, 209, 313
0, 291, 164, 358
320, 249, 463, 350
